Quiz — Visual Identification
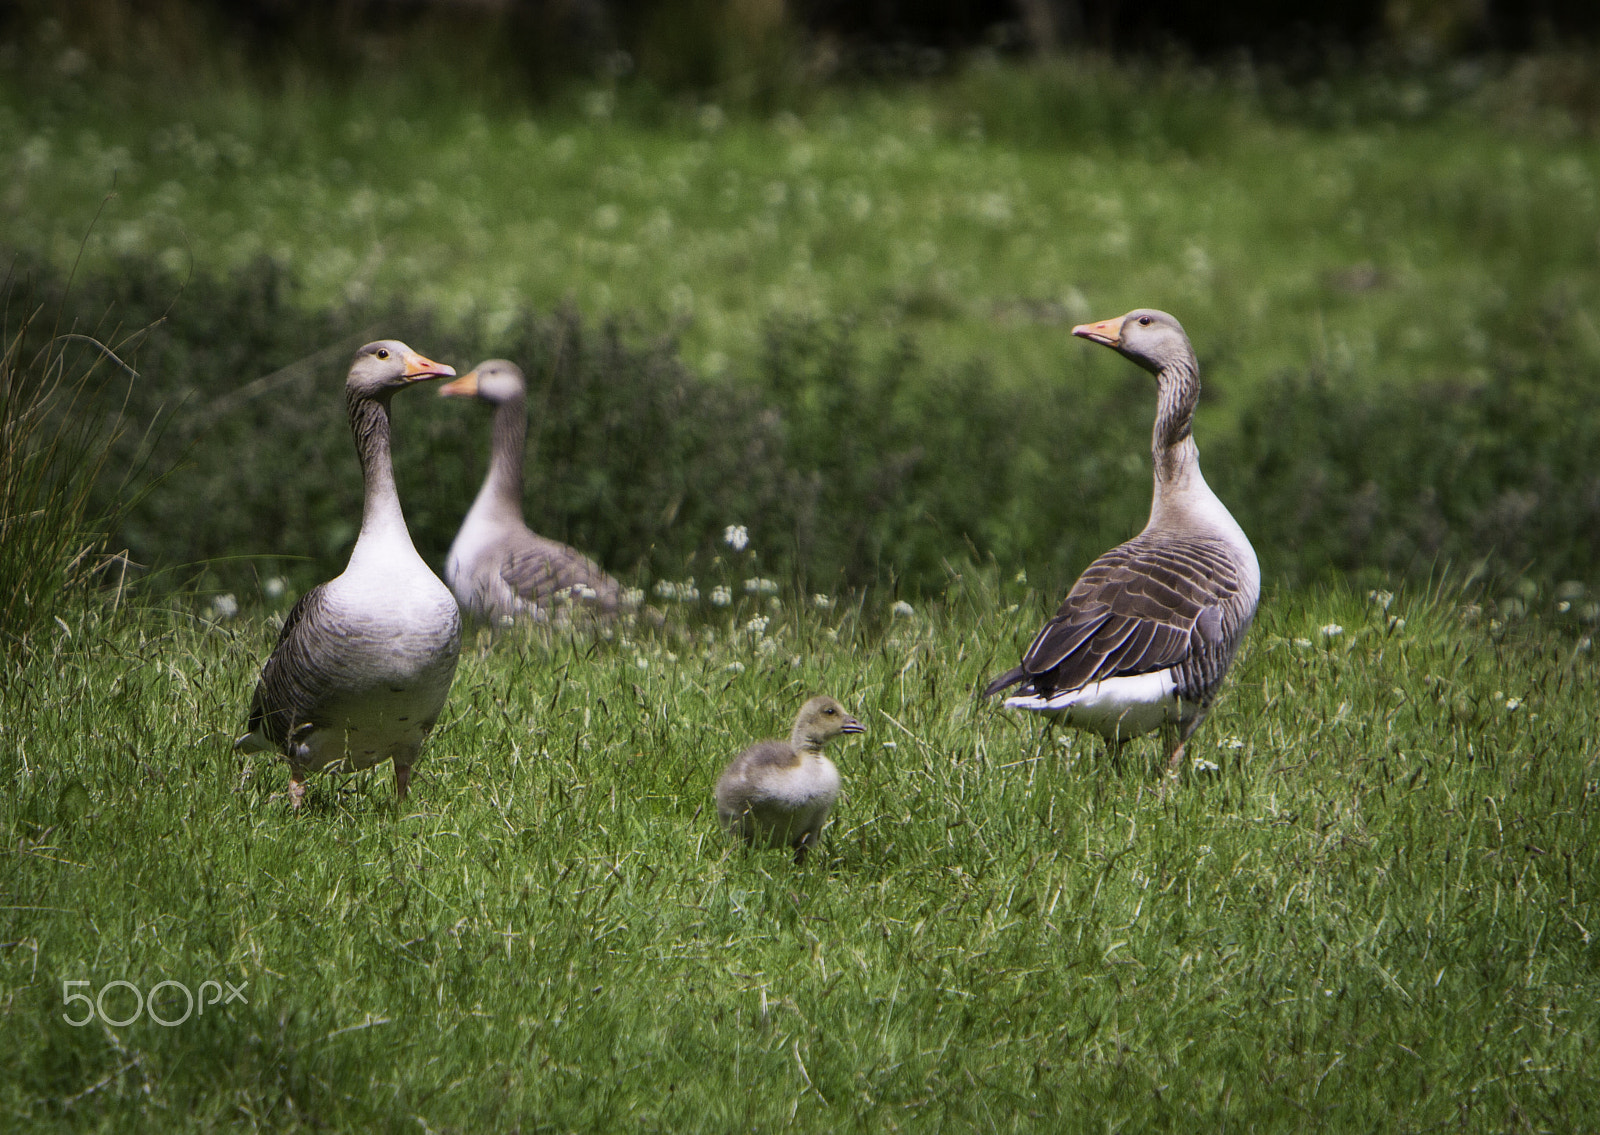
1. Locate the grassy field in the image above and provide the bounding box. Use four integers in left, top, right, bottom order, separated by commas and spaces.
2, 573, 1598, 1129
4, 44, 1600, 1129
6, 58, 1600, 407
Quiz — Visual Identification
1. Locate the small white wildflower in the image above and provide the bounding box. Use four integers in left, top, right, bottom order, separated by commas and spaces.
621, 587, 644, 607
1014, 569, 1027, 584
1321, 624, 1344, 638
1391, 617, 1406, 631
1293, 637, 1313, 649
725, 660, 746, 674
1558, 601, 1572, 614
264, 576, 288, 599
743, 577, 779, 595
209, 593, 239, 620
891, 600, 914, 618
812, 593, 834, 610
653, 580, 674, 599
724, 524, 749, 551
1223, 736, 1246, 750
711, 585, 732, 607
635, 657, 649, 671
743, 615, 769, 637
756, 637, 780, 656
576, 584, 597, 601
1192, 757, 1219, 773
1505, 697, 1521, 711
1368, 589, 1394, 610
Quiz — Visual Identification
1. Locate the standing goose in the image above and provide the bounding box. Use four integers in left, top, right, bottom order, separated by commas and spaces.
715, 695, 865, 862
438, 359, 623, 623
236, 341, 463, 808
985, 310, 1259, 773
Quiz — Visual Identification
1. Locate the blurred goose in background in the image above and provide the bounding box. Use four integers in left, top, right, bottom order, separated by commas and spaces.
985, 309, 1259, 774
235, 340, 462, 808
715, 695, 865, 862
438, 359, 623, 623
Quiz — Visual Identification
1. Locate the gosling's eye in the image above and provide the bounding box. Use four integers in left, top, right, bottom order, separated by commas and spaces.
376, 348, 390, 360
823, 707, 836, 714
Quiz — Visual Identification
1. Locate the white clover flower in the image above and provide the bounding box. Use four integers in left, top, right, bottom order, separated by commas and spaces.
1368, 589, 1394, 610
891, 600, 914, 618
711, 585, 732, 607
1223, 736, 1246, 750
743, 577, 779, 595
621, 587, 644, 608
1321, 624, 1344, 638
264, 576, 288, 599
1505, 697, 1522, 711
812, 593, 834, 610
724, 524, 749, 552
725, 660, 746, 674
635, 656, 649, 671
652, 578, 699, 602
1014, 570, 1027, 584
209, 593, 239, 620
756, 637, 780, 656
1293, 637, 1312, 648
743, 615, 770, 637
1192, 757, 1219, 772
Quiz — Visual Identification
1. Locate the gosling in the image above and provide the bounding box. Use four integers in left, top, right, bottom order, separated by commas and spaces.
715, 695, 865, 862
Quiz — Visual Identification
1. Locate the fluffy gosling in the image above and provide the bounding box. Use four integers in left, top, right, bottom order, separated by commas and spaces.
715, 695, 865, 862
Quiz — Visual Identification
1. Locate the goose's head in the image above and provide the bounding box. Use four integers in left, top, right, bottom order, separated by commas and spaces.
438, 359, 526, 404
347, 340, 455, 396
793, 695, 866, 749
1073, 309, 1193, 375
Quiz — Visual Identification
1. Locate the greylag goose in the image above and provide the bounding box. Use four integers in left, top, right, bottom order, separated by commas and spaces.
715, 695, 865, 862
235, 341, 463, 808
985, 309, 1259, 773
438, 359, 623, 623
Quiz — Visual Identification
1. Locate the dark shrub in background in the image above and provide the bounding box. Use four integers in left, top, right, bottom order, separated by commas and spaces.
13, 250, 1599, 600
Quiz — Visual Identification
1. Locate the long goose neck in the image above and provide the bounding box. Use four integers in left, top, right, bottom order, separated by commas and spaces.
1148, 356, 1207, 521
470, 394, 527, 524
348, 389, 416, 555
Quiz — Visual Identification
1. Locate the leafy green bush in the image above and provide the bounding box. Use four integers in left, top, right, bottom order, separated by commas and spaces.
14, 249, 1600, 601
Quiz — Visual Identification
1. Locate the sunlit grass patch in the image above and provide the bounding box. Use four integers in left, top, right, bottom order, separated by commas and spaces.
2, 574, 1597, 1127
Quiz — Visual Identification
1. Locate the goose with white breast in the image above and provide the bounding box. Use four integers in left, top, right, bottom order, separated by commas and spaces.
984, 309, 1259, 773
438, 359, 623, 624
236, 340, 463, 808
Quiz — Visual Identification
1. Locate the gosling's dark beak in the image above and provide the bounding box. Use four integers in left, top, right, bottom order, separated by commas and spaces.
841, 715, 865, 735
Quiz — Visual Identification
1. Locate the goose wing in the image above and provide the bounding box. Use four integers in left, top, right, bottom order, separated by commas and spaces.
986, 535, 1245, 698
500, 529, 621, 614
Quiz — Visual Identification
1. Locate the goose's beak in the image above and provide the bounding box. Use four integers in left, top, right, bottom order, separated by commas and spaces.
437, 368, 480, 398
402, 352, 456, 382
1072, 316, 1125, 347
841, 716, 865, 736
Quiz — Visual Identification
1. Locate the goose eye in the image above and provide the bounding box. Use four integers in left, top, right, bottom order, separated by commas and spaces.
376, 348, 390, 360
1137, 316, 1151, 326
823, 707, 836, 714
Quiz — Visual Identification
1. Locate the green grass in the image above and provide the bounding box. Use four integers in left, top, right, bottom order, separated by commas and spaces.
5, 57, 1600, 409
3, 575, 1597, 1129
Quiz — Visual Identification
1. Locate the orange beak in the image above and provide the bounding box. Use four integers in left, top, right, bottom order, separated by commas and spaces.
402, 351, 456, 382
437, 368, 480, 398
1072, 316, 1125, 347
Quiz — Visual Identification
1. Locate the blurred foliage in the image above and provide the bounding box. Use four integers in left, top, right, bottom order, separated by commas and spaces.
12, 250, 1598, 604
0, 269, 139, 653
